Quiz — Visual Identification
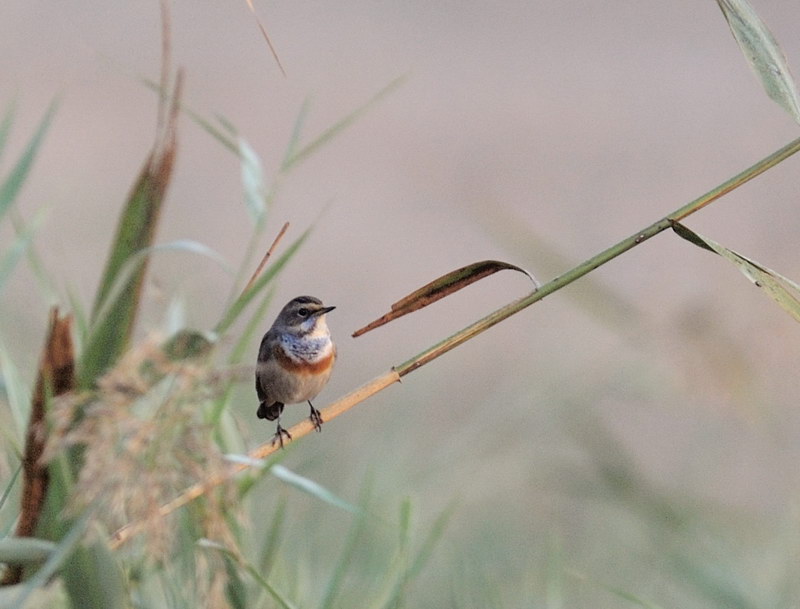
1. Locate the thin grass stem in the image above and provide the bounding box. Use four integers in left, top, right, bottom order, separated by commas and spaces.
110, 133, 800, 550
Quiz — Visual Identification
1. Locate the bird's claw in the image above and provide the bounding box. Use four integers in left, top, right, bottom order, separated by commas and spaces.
271, 424, 292, 448
309, 405, 323, 432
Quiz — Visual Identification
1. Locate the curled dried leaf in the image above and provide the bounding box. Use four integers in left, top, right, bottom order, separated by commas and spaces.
353, 260, 537, 337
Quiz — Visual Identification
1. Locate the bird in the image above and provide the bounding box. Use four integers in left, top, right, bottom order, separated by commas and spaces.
255, 296, 336, 447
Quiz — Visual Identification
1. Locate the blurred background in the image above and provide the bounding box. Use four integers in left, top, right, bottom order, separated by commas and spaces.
3, 1, 800, 606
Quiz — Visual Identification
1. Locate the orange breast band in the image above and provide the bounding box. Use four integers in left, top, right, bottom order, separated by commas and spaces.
273, 344, 335, 375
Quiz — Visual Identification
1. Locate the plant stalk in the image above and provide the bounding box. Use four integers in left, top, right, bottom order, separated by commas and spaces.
396, 134, 800, 376
111, 134, 800, 549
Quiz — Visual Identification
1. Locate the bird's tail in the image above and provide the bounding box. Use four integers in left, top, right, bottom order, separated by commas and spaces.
257, 401, 284, 421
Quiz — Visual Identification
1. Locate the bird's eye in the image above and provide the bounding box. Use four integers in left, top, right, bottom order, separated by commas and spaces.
298, 308, 310, 318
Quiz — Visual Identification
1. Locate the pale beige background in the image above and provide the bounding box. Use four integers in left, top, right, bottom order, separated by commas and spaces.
2, 1, 800, 603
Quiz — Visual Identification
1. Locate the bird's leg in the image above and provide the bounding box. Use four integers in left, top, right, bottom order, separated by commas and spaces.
308, 401, 323, 432
271, 418, 292, 448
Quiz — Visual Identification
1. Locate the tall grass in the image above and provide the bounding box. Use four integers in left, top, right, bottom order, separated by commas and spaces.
1, 1, 800, 607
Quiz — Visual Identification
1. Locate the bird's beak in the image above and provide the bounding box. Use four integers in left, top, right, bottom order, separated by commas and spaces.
315, 305, 336, 316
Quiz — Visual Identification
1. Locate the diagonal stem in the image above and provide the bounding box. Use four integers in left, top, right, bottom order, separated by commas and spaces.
395, 134, 800, 376
110, 134, 800, 549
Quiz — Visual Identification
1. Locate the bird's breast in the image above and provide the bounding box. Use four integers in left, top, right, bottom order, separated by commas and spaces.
276, 336, 335, 375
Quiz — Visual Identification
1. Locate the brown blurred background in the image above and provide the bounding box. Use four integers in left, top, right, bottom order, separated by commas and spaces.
2, 1, 800, 605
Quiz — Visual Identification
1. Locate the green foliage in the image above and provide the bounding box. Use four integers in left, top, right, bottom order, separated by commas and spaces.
0, 209, 47, 294
0, 513, 92, 609
0, 103, 54, 295
0, 537, 55, 565
3, 3, 800, 607
716, 0, 800, 124
0, 101, 56, 224
79, 81, 180, 387
1, 75, 445, 608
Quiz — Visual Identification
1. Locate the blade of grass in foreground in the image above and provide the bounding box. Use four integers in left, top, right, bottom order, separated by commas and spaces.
0, 101, 56, 223
671, 554, 755, 609
0, 537, 56, 566
80, 75, 182, 386
1, 511, 91, 609
198, 539, 299, 609
319, 479, 373, 609
374, 500, 455, 609
223, 550, 248, 609
270, 465, 360, 514
256, 496, 287, 579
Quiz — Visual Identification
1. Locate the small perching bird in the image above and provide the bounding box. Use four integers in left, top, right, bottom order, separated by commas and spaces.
255, 296, 336, 447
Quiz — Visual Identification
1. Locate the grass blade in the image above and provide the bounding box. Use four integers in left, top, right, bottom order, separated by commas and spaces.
319, 478, 373, 609
403, 500, 456, 588
0, 208, 47, 293
207, 288, 274, 426
0, 342, 31, 443
281, 98, 311, 169
671, 554, 755, 609
3, 511, 91, 609
89, 239, 233, 346
0, 537, 55, 565
376, 500, 455, 609
230, 288, 275, 364
239, 137, 268, 225
0, 462, 21, 514
8, 210, 58, 302
61, 540, 129, 609
214, 227, 310, 335
224, 551, 249, 609
716, 0, 800, 123
270, 465, 360, 514
0, 101, 16, 165
370, 499, 413, 609
257, 495, 287, 578
199, 539, 300, 609
144, 77, 239, 154
673, 222, 800, 323
81, 75, 182, 386
65, 285, 89, 355
567, 569, 666, 609
0, 101, 56, 223
281, 75, 406, 172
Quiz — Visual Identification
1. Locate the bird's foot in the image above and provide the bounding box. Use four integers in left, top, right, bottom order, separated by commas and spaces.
309, 403, 323, 432
271, 423, 292, 448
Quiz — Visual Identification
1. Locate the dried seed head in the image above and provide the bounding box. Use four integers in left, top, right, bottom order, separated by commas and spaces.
46, 333, 240, 563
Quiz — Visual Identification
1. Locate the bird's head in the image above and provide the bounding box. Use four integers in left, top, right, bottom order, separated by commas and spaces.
276, 296, 335, 337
